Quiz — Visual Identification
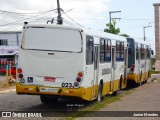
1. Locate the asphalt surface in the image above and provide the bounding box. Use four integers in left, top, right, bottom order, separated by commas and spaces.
0, 74, 159, 120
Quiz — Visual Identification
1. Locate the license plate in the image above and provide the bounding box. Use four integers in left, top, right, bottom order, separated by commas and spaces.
44, 77, 56, 82
40, 88, 57, 93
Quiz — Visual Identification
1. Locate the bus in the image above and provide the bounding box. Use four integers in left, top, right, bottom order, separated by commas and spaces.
127, 38, 151, 86
16, 23, 128, 103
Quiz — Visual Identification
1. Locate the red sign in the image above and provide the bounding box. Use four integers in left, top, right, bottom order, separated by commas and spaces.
44, 77, 56, 82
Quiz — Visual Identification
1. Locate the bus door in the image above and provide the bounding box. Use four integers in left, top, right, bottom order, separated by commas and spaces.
138, 48, 141, 81
123, 48, 128, 86
91, 45, 99, 98
144, 49, 147, 79
111, 47, 116, 92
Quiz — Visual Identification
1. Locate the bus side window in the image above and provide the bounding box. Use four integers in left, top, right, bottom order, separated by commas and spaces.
147, 46, 151, 59
116, 41, 121, 61
104, 39, 111, 62
86, 36, 94, 65
116, 41, 124, 61
100, 38, 105, 63
121, 42, 124, 61
106, 39, 111, 62
128, 48, 132, 54
136, 43, 139, 59
140, 44, 145, 59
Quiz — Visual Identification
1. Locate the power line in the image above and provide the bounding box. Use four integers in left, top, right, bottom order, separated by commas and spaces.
0, 9, 57, 15
61, 10, 85, 28
0, 9, 57, 27
63, 19, 75, 26
123, 18, 154, 21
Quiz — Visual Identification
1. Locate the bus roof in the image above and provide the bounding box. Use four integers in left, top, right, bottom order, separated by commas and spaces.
23, 24, 127, 43
83, 28, 127, 42
127, 37, 151, 46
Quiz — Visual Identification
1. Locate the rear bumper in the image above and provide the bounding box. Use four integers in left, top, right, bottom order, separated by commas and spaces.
16, 82, 91, 101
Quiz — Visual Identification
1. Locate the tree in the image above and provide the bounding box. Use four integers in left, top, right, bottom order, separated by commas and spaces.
104, 20, 120, 35
120, 33, 130, 38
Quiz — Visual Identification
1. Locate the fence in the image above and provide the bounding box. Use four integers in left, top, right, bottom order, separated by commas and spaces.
0, 62, 17, 87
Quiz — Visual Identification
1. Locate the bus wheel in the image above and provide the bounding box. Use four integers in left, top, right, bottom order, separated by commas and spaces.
97, 83, 102, 102
139, 73, 142, 86
40, 95, 58, 104
113, 80, 121, 96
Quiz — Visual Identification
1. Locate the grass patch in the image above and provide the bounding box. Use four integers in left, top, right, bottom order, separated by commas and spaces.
66, 96, 120, 120
66, 89, 135, 120
150, 70, 160, 74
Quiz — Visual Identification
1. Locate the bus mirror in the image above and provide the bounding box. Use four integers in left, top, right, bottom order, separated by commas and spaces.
128, 48, 132, 54
151, 50, 154, 55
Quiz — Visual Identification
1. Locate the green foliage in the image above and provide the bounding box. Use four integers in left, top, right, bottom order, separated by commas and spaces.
104, 20, 120, 35
120, 33, 130, 38
151, 58, 155, 66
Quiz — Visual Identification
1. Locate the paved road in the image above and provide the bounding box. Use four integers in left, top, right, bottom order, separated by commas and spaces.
0, 91, 91, 119
77, 78, 160, 120
0, 75, 160, 120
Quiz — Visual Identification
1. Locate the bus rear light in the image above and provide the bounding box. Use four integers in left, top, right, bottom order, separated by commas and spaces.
18, 68, 22, 73
69, 91, 73, 94
24, 88, 29, 90
76, 77, 81, 82
18, 74, 23, 78
78, 72, 83, 78
131, 64, 135, 69
130, 64, 135, 71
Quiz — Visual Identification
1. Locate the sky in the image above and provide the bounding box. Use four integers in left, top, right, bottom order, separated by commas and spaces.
0, 0, 159, 51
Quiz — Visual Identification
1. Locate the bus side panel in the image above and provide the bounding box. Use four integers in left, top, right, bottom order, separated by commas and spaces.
98, 63, 112, 96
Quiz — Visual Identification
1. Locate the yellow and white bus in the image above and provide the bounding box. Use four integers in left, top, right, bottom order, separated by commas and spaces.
127, 38, 151, 86
16, 24, 128, 103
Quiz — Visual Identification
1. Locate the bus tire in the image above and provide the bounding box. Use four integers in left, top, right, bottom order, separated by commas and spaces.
113, 79, 121, 96
97, 83, 102, 102
139, 73, 142, 86
40, 95, 49, 103
40, 95, 58, 104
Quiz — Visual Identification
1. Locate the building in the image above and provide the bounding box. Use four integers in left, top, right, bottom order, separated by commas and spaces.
153, 3, 160, 71
0, 31, 21, 69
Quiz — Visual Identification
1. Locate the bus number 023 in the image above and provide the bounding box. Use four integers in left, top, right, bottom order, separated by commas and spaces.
61, 82, 72, 88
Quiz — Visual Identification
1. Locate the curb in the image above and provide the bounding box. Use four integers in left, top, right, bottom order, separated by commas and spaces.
0, 89, 16, 94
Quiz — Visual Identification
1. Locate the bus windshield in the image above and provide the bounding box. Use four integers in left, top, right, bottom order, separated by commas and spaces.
23, 27, 82, 52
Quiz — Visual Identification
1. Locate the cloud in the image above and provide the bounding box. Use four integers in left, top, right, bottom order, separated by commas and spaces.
0, 0, 110, 30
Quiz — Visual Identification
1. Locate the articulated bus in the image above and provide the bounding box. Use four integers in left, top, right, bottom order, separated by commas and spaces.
127, 38, 151, 86
16, 24, 128, 102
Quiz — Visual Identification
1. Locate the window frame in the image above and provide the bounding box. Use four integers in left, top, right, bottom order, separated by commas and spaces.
116, 41, 124, 61
105, 39, 111, 62
135, 43, 139, 60
100, 38, 111, 63
140, 44, 145, 59
100, 38, 105, 63
86, 35, 94, 65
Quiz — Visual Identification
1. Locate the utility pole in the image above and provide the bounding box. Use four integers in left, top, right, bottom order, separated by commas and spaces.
109, 11, 121, 23
57, 0, 63, 25
143, 25, 152, 41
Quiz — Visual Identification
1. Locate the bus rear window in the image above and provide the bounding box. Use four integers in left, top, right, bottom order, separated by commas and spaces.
23, 27, 82, 52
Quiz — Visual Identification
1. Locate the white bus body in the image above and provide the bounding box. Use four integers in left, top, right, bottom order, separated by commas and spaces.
16, 24, 128, 102
127, 38, 151, 85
